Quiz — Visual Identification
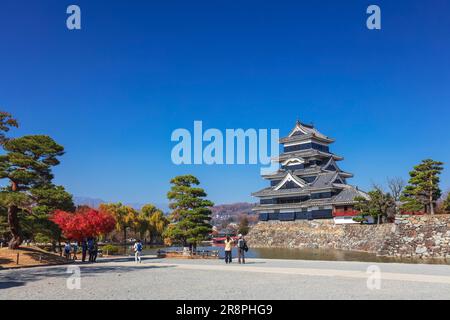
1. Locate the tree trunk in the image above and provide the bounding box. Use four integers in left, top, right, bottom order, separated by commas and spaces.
8, 205, 22, 249
149, 232, 154, 245
58, 238, 62, 256
123, 228, 127, 245
430, 192, 435, 215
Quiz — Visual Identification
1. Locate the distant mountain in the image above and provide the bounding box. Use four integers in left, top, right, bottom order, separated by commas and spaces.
125, 202, 170, 213
211, 202, 256, 219
73, 196, 105, 209
210, 202, 258, 228
73, 197, 253, 218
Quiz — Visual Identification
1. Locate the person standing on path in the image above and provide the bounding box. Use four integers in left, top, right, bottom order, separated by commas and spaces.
64, 242, 71, 260
224, 236, 234, 264
92, 239, 98, 262
134, 239, 143, 263
72, 242, 78, 260
81, 240, 87, 262
87, 238, 94, 262
237, 234, 247, 264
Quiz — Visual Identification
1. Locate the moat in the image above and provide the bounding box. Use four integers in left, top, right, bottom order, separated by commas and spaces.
118, 245, 450, 265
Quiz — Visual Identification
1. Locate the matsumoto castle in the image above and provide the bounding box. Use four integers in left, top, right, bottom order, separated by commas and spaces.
252, 120, 369, 224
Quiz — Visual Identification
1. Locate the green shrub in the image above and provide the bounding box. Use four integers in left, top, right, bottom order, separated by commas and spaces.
102, 244, 120, 255
34, 233, 52, 244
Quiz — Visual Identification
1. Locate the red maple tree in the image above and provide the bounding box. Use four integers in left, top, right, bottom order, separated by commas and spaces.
51, 208, 116, 241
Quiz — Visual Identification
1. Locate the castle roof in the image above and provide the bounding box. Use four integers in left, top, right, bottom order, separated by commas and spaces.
261, 156, 353, 180
280, 120, 334, 144
332, 184, 369, 202
252, 171, 350, 197
277, 149, 344, 162
272, 172, 308, 190
252, 185, 369, 211
310, 172, 342, 188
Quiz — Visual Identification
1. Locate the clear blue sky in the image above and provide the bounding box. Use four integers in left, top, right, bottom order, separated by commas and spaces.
1, 0, 449, 206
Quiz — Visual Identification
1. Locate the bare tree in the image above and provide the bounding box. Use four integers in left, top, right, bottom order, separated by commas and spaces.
387, 177, 405, 202
371, 182, 385, 192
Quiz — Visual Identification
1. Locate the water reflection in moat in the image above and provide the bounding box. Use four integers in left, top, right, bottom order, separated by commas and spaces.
116, 245, 450, 265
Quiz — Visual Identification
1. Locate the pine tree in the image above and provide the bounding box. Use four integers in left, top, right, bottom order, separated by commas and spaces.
400, 159, 444, 215
0, 206, 9, 240
0, 111, 18, 241
0, 111, 18, 145
0, 135, 65, 248
25, 186, 75, 251
165, 175, 213, 250
354, 188, 396, 224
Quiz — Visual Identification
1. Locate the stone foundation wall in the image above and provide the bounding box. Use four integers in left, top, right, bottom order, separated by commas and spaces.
246, 215, 450, 259
378, 215, 450, 258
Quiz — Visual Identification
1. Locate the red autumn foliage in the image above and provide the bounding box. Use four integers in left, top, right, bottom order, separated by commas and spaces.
51, 208, 116, 241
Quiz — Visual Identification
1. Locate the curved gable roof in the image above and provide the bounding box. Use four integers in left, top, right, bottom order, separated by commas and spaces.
323, 157, 341, 172
274, 172, 307, 190
288, 120, 329, 140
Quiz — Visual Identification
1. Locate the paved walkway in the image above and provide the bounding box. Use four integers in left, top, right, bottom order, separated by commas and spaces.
1, 256, 449, 299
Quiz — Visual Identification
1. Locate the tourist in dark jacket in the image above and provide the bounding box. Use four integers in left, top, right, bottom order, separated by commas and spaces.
92, 239, 98, 262
88, 238, 95, 262
72, 242, 78, 260
237, 234, 247, 264
81, 240, 88, 262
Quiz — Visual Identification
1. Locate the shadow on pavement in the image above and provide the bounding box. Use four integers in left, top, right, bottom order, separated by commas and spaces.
237, 261, 266, 265
0, 281, 26, 289
94, 256, 160, 264
0, 260, 174, 291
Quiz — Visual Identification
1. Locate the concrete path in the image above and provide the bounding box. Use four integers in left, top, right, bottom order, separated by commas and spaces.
1, 256, 449, 299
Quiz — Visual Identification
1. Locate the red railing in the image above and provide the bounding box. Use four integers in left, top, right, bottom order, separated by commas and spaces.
212, 236, 239, 244
400, 211, 426, 216
333, 210, 360, 217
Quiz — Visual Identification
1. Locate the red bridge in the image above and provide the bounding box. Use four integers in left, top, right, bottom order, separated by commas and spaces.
212, 236, 239, 244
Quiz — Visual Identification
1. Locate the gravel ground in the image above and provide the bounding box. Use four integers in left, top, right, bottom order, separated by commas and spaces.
1, 256, 450, 300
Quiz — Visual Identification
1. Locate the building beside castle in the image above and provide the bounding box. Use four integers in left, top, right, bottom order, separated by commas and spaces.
252, 121, 369, 224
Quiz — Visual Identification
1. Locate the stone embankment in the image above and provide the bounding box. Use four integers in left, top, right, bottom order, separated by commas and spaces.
246, 215, 450, 259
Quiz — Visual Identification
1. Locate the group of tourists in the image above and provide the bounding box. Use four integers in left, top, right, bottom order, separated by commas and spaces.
62, 236, 245, 264
224, 234, 248, 264
63, 238, 99, 262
